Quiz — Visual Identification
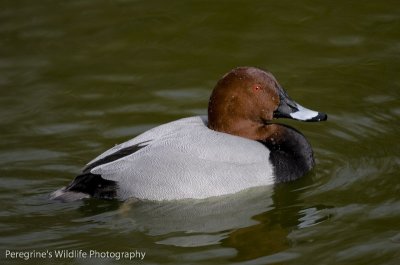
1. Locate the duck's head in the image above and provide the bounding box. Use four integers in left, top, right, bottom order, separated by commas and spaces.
208, 67, 327, 139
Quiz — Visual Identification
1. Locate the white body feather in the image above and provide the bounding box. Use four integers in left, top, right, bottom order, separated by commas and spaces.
87, 116, 274, 200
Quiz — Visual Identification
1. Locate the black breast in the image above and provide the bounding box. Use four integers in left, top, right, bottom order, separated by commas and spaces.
258, 124, 315, 183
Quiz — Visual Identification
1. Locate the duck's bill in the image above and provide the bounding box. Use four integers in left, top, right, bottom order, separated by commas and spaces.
273, 87, 327, 122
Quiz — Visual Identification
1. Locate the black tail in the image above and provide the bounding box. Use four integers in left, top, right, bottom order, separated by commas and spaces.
50, 141, 150, 202
50, 173, 117, 202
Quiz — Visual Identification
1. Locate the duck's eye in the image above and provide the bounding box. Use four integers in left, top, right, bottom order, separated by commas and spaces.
252, 85, 262, 92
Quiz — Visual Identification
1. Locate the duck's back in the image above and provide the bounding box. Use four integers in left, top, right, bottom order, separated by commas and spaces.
87, 116, 274, 200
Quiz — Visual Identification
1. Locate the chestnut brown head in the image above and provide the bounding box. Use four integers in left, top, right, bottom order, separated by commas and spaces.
207, 67, 327, 138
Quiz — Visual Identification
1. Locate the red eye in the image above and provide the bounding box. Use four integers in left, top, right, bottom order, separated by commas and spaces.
253, 85, 262, 92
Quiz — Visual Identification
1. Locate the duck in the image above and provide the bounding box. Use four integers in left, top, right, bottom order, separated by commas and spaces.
51, 67, 327, 202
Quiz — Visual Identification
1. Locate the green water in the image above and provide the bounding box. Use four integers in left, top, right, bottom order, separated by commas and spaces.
1, 0, 399, 264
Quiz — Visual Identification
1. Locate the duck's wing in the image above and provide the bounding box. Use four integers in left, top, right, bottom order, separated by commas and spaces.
82, 140, 150, 173
83, 116, 206, 171
85, 116, 274, 200
50, 117, 206, 202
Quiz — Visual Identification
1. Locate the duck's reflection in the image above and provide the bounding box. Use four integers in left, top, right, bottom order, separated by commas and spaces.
220, 180, 306, 261
118, 185, 275, 238
221, 177, 333, 262
76, 175, 331, 261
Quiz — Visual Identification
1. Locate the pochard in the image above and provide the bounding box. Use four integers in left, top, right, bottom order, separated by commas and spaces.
51, 67, 327, 202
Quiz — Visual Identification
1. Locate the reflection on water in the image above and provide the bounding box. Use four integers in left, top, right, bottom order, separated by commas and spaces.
44, 179, 334, 263
1, 0, 400, 264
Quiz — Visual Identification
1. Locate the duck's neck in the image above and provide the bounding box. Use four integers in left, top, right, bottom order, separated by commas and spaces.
258, 124, 315, 182
208, 116, 268, 140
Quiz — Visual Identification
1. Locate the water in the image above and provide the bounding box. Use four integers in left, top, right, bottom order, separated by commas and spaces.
1, 0, 399, 264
